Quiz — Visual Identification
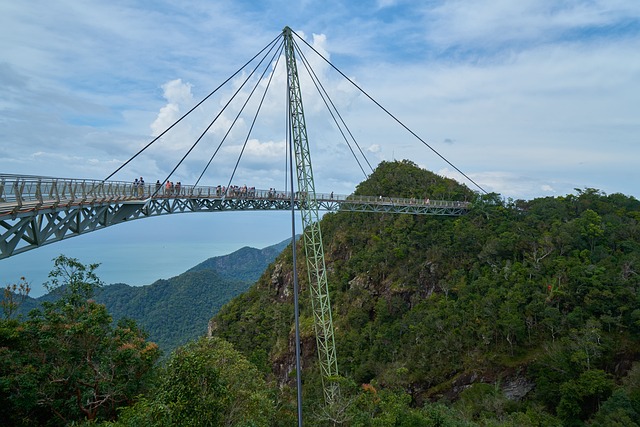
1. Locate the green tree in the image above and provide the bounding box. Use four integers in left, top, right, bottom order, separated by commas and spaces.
577, 209, 605, 253
589, 389, 640, 427
557, 369, 614, 424
1, 255, 160, 425
116, 336, 274, 426
1, 277, 31, 319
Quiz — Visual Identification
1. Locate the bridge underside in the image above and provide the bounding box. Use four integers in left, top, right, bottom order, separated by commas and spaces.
0, 195, 467, 259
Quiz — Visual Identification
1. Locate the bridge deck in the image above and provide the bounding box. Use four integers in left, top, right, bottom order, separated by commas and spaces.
0, 175, 470, 259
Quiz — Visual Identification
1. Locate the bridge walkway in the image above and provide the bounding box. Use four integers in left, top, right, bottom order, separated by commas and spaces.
0, 175, 470, 259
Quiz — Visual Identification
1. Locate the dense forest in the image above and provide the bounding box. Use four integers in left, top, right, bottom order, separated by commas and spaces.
2, 160, 640, 425
211, 160, 640, 425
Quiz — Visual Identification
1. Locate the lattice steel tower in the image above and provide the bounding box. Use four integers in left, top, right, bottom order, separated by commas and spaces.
283, 26, 339, 404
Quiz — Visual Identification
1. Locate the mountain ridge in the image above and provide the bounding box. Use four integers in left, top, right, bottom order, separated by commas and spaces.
16, 238, 293, 354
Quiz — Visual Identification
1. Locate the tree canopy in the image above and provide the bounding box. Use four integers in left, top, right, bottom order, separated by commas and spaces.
211, 160, 640, 425
0, 255, 160, 425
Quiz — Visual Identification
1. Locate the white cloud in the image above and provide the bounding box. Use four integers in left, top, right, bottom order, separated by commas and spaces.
162, 79, 194, 106
422, 0, 640, 48
222, 138, 285, 160
150, 79, 195, 137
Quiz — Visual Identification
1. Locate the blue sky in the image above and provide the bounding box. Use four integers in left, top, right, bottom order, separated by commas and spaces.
1, 0, 639, 296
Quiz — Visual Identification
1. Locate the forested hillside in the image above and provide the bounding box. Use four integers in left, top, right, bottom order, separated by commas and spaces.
188, 239, 290, 280
0, 237, 289, 425
211, 160, 640, 425
96, 239, 290, 353
14, 240, 290, 355
3, 160, 639, 425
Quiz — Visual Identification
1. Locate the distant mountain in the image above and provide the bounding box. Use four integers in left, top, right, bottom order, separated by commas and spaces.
16, 238, 292, 356
187, 238, 291, 281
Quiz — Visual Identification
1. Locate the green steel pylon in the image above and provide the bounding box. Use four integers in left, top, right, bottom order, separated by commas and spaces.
283, 26, 340, 404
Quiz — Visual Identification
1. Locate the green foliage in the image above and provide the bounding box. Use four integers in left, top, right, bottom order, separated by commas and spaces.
7, 161, 640, 425
343, 384, 474, 426
589, 389, 640, 427
589, 362, 640, 426
354, 159, 475, 201
114, 336, 274, 426
0, 255, 159, 426
45, 254, 104, 302
455, 383, 508, 421
17, 240, 289, 356
187, 239, 291, 281
557, 369, 614, 424
209, 160, 640, 424
95, 270, 250, 355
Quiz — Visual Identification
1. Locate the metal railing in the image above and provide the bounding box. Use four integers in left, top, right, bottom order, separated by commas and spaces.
0, 174, 470, 215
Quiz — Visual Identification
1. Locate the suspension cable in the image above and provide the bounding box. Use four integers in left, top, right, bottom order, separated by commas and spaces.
223, 43, 282, 195
192, 40, 285, 188
151, 38, 283, 197
291, 30, 488, 194
293, 40, 373, 178
103, 33, 282, 182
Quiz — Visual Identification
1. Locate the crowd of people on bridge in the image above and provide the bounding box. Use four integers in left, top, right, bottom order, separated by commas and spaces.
131, 177, 467, 209
132, 177, 183, 198
132, 178, 286, 200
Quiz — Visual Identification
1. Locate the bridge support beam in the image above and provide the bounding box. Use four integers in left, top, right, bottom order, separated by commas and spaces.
284, 26, 340, 405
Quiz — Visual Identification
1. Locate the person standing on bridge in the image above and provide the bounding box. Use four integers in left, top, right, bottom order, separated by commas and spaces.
133, 178, 139, 197
138, 177, 145, 198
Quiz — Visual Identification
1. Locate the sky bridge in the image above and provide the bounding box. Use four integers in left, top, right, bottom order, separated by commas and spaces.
0, 174, 469, 260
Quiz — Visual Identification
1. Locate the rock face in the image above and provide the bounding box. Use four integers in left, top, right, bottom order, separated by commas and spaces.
271, 262, 291, 302
502, 376, 535, 401
430, 367, 535, 405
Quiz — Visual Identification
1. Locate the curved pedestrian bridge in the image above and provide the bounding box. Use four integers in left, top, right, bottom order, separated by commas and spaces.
0, 174, 470, 259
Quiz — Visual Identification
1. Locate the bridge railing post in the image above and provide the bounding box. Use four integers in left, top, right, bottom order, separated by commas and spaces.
64, 180, 72, 204
122, 182, 130, 200
13, 179, 24, 209
99, 181, 106, 202
75, 180, 82, 203
51, 180, 60, 205
35, 179, 43, 205
106, 181, 114, 201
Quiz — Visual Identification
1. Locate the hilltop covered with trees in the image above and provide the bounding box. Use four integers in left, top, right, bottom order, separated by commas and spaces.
211, 160, 640, 425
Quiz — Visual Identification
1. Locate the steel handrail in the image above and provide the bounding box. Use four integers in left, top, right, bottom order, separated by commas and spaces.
0, 175, 470, 213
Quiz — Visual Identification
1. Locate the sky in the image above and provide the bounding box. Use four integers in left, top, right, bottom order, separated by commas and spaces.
1, 0, 639, 296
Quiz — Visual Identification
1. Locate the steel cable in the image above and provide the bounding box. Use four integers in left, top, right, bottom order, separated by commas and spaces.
291, 30, 488, 194
103, 33, 282, 182
293, 40, 373, 178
